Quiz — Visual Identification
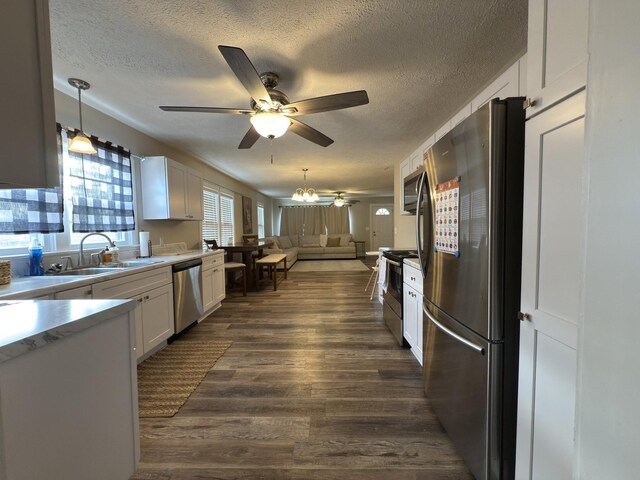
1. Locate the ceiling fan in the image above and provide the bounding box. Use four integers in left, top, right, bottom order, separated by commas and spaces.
322, 192, 360, 207
159, 45, 369, 149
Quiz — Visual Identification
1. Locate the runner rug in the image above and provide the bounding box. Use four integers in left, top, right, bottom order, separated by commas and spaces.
137, 339, 231, 417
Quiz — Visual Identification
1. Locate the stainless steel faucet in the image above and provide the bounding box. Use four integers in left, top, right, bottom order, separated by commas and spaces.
79, 233, 114, 267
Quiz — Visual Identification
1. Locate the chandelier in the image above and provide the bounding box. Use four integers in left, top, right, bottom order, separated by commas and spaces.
291, 168, 319, 202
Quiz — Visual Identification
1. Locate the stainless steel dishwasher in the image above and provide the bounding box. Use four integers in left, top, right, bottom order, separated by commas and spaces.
172, 258, 204, 334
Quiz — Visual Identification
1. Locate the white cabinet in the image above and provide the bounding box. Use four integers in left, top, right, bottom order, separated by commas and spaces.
202, 252, 225, 315
450, 104, 472, 128
0, 0, 58, 189
0, 310, 138, 479
140, 156, 203, 220
434, 121, 451, 141
409, 154, 422, 173
515, 91, 586, 479
93, 267, 174, 359
402, 262, 423, 365
526, 0, 588, 117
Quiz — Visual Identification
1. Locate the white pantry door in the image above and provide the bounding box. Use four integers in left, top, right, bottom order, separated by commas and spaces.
515, 91, 585, 479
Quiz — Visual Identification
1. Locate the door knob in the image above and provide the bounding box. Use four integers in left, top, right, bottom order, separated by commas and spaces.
517, 312, 531, 321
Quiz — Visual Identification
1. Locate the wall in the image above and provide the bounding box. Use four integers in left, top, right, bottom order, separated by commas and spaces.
54, 90, 273, 249
575, 1, 640, 477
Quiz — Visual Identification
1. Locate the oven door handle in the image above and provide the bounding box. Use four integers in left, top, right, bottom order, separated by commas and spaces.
385, 258, 401, 267
423, 304, 485, 355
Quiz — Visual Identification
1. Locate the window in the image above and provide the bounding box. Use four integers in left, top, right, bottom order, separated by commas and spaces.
375, 208, 391, 216
220, 193, 234, 246
202, 185, 220, 248
201, 183, 235, 247
257, 203, 265, 238
0, 128, 135, 254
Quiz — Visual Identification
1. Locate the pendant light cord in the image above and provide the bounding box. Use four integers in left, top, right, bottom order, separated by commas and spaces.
77, 87, 84, 133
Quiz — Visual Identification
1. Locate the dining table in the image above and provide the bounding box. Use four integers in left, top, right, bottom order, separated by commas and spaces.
220, 240, 274, 287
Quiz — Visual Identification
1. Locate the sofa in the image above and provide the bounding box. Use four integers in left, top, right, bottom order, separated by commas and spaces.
262, 234, 357, 268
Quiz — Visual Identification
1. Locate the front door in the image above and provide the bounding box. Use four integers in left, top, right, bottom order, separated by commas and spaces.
371, 204, 393, 250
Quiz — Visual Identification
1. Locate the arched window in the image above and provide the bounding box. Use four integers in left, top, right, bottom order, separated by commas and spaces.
375, 208, 390, 216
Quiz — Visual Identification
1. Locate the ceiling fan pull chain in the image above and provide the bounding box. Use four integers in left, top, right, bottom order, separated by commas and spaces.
270, 138, 274, 164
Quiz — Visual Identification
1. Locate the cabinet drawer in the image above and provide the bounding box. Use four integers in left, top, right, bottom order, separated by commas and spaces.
202, 253, 224, 271
93, 267, 172, 300
403, 264, 423, 294
54, 285, 93, 299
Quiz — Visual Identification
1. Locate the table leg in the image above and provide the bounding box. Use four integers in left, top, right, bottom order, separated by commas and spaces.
273, 265, 277, 291
284, 259, 287, 279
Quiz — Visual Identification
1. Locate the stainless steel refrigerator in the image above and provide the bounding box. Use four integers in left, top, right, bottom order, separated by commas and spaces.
415, 98, 525, 480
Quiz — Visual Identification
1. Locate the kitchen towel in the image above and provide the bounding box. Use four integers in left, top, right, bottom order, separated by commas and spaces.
139, 231, 150, 257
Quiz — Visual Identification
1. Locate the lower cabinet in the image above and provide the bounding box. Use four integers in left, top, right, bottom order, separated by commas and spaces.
92, 267, 174, 360
403, 284, 423, 365
134, 283, 174, 357
202, 252, 225, 315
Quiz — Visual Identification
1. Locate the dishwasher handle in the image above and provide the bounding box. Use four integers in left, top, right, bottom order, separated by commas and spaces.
172, 258, 202, 272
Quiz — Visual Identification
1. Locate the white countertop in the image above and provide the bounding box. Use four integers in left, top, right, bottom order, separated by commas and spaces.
0, 299, 136, 364
0, 249, 224, 300
404, 257, 422, 271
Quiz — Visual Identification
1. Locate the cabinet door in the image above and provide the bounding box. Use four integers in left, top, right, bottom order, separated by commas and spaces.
0, 0, 58, 189
166, 160, 188, 219
526, 0, 588, 117
186, 169, 203, 220
409, 154, 422, 173
403, 286, 418, 348
434, 121, 451, 141
515, 92, 585, 479
202, 267, 215, 312
213, 266, 225, 304
141, 283, 174, 354
132, 297, 144, 360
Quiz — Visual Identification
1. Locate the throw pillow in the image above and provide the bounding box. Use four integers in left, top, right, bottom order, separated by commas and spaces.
339, 234, 353, 246
265, 237, 280, 249
326, 237, 341, 247
319, 234, 328, 247
278, 236, 293, 249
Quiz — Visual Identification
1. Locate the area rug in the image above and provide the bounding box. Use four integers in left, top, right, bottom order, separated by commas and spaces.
290, 260, 370, 272
137, 339, 231, 418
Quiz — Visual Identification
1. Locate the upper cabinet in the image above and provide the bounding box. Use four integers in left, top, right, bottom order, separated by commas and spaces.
471, 61, 522, 112
526, 0, 589, 117
141, 156, 203, 220
0, 0, 58, 189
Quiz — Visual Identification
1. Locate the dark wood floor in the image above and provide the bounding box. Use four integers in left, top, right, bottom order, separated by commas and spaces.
131, 260, 473, 480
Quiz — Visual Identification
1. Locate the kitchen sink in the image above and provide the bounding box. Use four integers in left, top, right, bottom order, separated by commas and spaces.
116, 259, 163, 267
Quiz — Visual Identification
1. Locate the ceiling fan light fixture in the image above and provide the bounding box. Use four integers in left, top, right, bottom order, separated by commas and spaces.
334, 197, 345, 207
250, 111, 291, 139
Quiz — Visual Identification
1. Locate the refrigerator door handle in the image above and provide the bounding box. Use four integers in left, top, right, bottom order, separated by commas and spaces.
415, 172, 426, 277
423, 304, 485, 355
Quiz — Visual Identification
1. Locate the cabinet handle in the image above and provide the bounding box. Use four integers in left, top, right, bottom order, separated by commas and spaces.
144, 295, 150, 300
85, 290, 92, 295
137, 298, 143, 303
523, 98, 537, 109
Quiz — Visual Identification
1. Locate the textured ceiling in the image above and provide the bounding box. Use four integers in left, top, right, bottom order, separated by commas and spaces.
49, 0, 527, 199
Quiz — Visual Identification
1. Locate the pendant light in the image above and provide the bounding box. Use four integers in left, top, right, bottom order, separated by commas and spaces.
67, 78, 97, 154
291, 168, 319, 202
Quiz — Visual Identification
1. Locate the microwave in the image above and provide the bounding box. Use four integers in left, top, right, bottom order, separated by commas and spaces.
402, 168, 423, 214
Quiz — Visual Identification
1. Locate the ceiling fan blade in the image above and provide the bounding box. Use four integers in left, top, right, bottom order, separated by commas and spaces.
238, 126, 260, 149
286, 90, 369, 116
289, 118, 334, 147
218, 45, 273, 108
159, 106, 253, 114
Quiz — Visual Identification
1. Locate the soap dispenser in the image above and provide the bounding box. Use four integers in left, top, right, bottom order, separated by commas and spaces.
28, 239, 44, 276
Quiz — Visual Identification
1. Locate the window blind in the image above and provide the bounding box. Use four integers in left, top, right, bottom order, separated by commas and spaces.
257, 203, 265, 238
202, 186, 220, 247
220, 193, 234, 246
66, 129, 135, 233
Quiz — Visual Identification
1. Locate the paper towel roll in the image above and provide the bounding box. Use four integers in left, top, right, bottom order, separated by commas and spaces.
139, 231, 150, 257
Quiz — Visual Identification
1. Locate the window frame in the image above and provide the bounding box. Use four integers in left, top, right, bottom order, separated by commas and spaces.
201, 181, 235, 247
257, 202, 265, 238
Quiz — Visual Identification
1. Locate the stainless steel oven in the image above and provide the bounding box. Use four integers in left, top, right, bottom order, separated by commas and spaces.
382, 250, 417, 345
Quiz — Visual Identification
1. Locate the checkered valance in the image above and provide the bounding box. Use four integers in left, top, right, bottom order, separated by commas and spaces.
0, 127, 64, 234
66, 129, 135, 233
